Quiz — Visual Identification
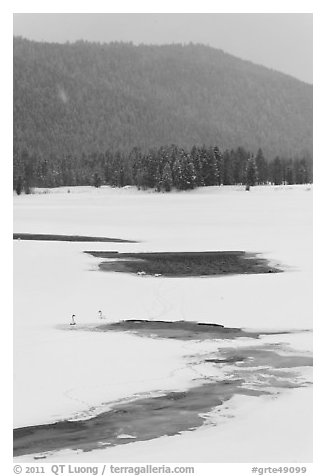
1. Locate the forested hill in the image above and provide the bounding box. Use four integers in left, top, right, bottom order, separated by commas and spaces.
13, 37, 312, 161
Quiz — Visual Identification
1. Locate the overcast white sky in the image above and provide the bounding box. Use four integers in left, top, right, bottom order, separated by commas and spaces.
13, 13, 312, 83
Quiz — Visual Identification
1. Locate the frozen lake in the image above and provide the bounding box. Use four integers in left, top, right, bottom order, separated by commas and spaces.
13, 184, 312, 462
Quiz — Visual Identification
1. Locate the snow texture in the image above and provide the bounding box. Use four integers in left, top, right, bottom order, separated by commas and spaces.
14, 184, 312, 461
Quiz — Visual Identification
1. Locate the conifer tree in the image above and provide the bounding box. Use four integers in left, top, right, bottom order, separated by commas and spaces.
22, 149, 34, 194
285, 159, 294, 185
180, 155, 196, 190
172, 157, 183, 189
161, 163, 173, 192
271, 156, 283, 185
191, 146, 204, 186
232, 147, 248, 184
201, 146, 219, 186
154, 166, 162, 191
245, 155, 258, 187
221, 150, 232, 185
93, 172, 102, 188
255, 148, 269, 184
15, 175, 24, 195
293, 158, 309, 184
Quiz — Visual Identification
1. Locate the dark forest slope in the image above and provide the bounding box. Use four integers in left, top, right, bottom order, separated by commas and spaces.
13, 37, 312, 160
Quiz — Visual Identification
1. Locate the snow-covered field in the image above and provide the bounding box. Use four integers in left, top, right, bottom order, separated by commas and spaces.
13, 184, 312, 462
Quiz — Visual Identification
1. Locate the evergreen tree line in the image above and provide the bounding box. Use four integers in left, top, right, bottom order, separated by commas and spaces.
13, 144, 312, 195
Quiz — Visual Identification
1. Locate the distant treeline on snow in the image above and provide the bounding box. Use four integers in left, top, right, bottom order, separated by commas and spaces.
13, 144, 312, 195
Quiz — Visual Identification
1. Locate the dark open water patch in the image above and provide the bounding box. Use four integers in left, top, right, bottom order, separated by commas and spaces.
202, 345, 313, 391
13, 343, 312, 458
12, 381, 273, 457
84, 250, 282, 277
88, 319, 292, 341
207, 347, 313, 369
13, 233, 137, 243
